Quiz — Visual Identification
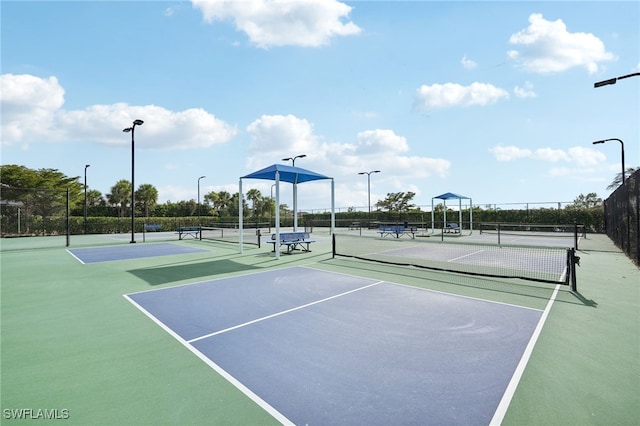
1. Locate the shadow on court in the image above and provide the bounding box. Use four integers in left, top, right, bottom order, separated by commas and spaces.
129, 259, 259, 285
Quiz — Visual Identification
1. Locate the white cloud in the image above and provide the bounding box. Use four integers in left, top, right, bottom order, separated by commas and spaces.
414, 82, 509, 110
508, 13, 615, 74
489, 145, 532, 162
1, 74, 65, 146
246, 114, 318, 163
192, 0, 362, 48
514, 81, 537, 99
461, 54, 477, 70
0, 74, 236, 150
245, 114, 449, 181
354, 129, 409, 155
490, 145, 607, 165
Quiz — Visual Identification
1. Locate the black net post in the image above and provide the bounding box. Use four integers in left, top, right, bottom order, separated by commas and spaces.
257, 229, 261, 249
574, 222, 578, 251
332, 233, 336, 258
570, 248, 578, 292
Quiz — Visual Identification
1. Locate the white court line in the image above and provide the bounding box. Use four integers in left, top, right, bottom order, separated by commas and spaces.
123, 293, 296, 426
188, 280, 383, 343
448, 249, 485, 262
489, 283, 561, 425
66, 249, 86, 264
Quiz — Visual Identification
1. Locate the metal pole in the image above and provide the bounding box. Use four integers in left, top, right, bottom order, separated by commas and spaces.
592, 138, 625, 186
130, 126, 136, 243
359, 170, 380, 226
282, 154, 306, 231
198, 176, 206, 226
123, 120, 143, 243
84, 164, 90, 234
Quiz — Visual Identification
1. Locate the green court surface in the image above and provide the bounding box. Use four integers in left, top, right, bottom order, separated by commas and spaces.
1, 231, 638, 425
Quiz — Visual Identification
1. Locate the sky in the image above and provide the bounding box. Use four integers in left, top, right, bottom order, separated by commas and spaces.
2, 0, 639, 213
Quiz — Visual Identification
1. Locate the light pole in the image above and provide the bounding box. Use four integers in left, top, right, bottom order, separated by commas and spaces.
84, 164, 90, 234
198, 175, 206, 226
592, 138, 625, 186
358, 170, 380, 225
282, 154, 306, 231
594, 72, 640, 88
123, 119, 144, 243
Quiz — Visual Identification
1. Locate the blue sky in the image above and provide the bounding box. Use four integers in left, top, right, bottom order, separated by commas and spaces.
2, 1, 639, 212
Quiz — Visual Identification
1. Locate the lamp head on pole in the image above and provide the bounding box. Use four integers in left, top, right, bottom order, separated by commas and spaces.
133, 119, 144, 126
85, 164, 90, 169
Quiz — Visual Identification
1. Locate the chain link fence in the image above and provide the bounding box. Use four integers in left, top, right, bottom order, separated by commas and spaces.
604, 169, 639, 265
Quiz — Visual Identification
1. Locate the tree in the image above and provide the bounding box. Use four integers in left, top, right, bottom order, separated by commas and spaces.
203, 191, 219, 217
214, 191, 232, 216
376, 192, 416, 215
107, 180, 132, 218
0, 165, 83, 233
570, 193, 602, 209
136, 183, 158, 218
86, 189, 104, 207
246, 188, 262, 217
607, 167, 638, 190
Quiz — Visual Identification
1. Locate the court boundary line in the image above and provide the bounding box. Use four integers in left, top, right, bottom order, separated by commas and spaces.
123, 293, 296, 426
66, 249, 86, 264
66, 242, 208, 264
188, 280, 384, 343
489, 283, 561, 425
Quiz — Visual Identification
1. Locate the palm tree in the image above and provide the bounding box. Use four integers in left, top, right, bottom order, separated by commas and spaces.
135, 184, 158, 218
107, 180, 132, 218
215, 191, 232, 217
204, 191, 219, 217
246, 189, 262, 217
607, 167, 638, 190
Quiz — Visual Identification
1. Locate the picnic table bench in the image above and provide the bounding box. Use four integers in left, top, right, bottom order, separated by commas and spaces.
176, 226, 201, 240
144, 224, 162, 232
444, 223, 460, 234
270, 232, 316, 254
349, 222, 361, 230
378, 226, 415, 239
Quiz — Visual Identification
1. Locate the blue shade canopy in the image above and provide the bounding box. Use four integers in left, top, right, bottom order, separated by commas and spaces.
242, 164, 331, 184
434, 192, 470, 200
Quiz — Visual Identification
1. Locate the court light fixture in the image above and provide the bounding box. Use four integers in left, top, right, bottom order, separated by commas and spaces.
594, 72, 640, 88
358, 170, 381, 225
592, 138, 625, 186
123, 119, 144, 243
282, 154, 307, 231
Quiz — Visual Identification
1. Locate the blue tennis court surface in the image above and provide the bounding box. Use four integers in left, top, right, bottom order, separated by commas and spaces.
125, 266, 543, 425
68, 243, 208, 264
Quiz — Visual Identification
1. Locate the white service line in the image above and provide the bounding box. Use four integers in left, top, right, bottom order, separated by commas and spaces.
188, 280, 384, 344
449, 249, 485, 262
489, 283, 561, 425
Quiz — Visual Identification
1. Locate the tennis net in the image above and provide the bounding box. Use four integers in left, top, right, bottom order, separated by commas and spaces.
200, 226, 262, 246
479, 223, 586, 248
332, 233, 578, 290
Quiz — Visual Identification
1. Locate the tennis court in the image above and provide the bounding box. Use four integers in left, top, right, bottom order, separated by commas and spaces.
1, 231, 638, 424
126, 266, 544, 425
68, 243, 209, 264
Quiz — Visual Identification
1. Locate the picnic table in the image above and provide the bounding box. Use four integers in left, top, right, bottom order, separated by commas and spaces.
270, 232, 316, 254
378, 226, 415, 239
